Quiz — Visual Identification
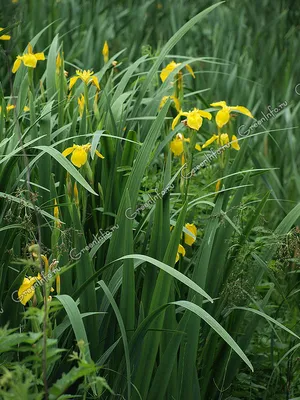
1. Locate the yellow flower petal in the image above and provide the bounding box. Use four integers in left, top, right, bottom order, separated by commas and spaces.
186, 109, 203, 130
211, 101, 227, 108
231, 134, 240, 151
198, 110, 212, 120
160, 61, 179, 82
184, 223, 197, 246
23, 106, 30, 112
18, 276, 38, 305
171, 96, 181, 112
34, 52, 45, 61
170, 136, 184, 156
6, 105, 15, 112
159, 96, 168, 109
175, 244, 186, 263
215, 108, 230, 128
229, 105, 254, 119
71, 147, 88, 168
95, 149, 105, 159
185, 64, 195, 78
0, 28, 11, 40
12, 57, 22, 73
202, 134, 218, 149
216, 179, 221, 192
69, 76, 79, 90
172, 111, 183, 131
23, 53, 38, 68
195, 144, 201, 151
90, 75, 100, 91
62, 146, 74, 157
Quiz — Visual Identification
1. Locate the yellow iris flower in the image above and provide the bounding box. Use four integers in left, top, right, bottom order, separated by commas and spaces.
62, 143, 104, 168
0, 28, 11, 40
0, 104, 15, 113
69, 70, 100, 91
184, 223, 197, 246
18, 274, 42, 305
210, 101, 254, 128
175, 244, 186, 263
202, 133, 240, 151
160, 61, 195, 82
12, 43, 45, 73
172, 108, 212, 131
170, 133, 190, 156
170, 133, 201, 156
159, 95, 180, 112
102, 41, 109, 63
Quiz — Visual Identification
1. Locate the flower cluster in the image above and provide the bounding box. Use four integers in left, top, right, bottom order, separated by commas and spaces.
169, 100, 253, 159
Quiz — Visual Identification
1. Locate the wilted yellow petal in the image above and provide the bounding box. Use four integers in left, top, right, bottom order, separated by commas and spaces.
74, 182, 79, 205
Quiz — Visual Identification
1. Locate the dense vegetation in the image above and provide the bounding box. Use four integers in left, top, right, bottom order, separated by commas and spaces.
0, 1, 300, 399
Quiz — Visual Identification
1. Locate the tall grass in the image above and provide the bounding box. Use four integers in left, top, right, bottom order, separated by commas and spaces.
0, 1, 300, 399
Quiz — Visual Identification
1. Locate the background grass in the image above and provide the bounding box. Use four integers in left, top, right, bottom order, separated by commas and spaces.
0, 1, 300, 399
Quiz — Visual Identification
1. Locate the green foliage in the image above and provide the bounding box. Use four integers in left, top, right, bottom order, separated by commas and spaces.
0, 1, 300, 399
